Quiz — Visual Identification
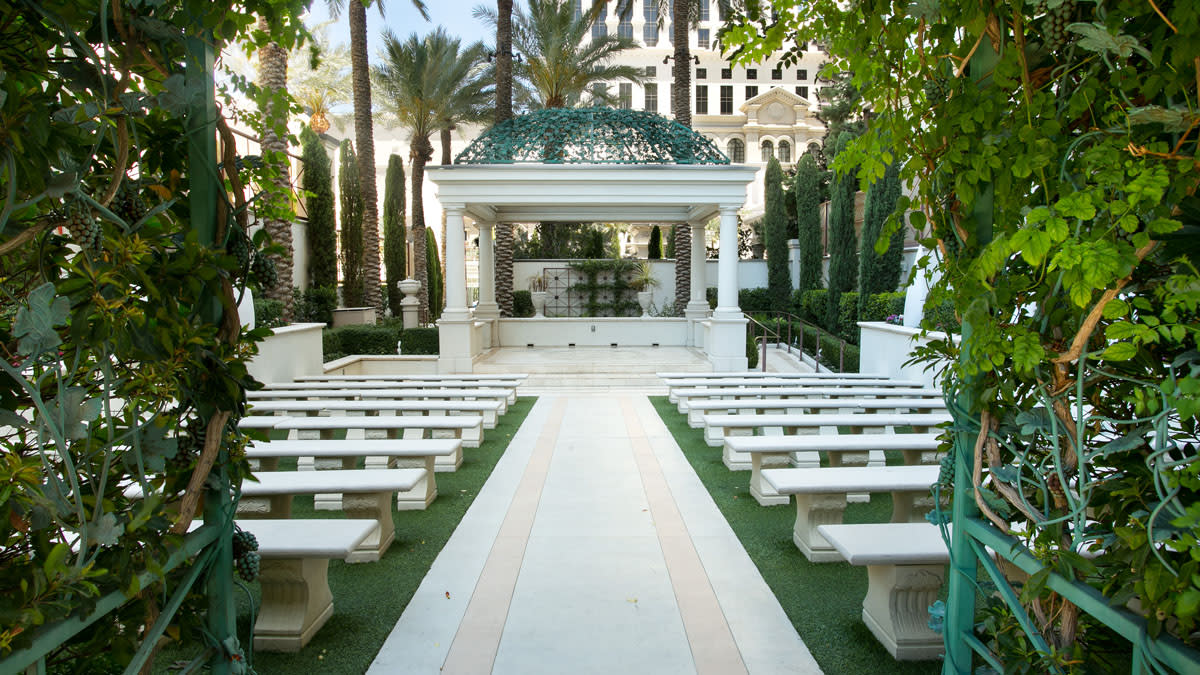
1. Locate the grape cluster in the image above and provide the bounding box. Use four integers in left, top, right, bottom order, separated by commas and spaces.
232, 528, 261, 581
250, 252, 278, 289
112, 182, 148, 226
228, 228, 251, 272
1040, 0, 1077, 51
62, 199, 102, 253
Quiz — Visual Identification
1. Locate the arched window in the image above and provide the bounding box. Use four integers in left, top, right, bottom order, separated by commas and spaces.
727, 138, 745, 163
761, 140, 774, 162
778, 140, 791, 163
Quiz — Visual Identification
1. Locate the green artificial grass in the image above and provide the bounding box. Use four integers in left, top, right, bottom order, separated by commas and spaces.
649, 396, 941, 675
157, 398, 536, 675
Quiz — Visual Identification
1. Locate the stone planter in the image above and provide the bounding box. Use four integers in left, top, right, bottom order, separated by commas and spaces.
637, 291, 652, 317
530, 291, 548, 318
332, 307, 376, 327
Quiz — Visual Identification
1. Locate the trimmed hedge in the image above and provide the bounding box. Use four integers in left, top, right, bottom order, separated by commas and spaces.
294, 286, 337, 325
792, 289, 828, 325
254, 298, 284, 328
330, 324, 403, 357
512, 290, 534, 318
923, 299, 959, 333
322, 329, 344, 362
861, 291, 905, 324
739, 287, 774, 313
837, 292, 859, 344
399, 327, 439, 355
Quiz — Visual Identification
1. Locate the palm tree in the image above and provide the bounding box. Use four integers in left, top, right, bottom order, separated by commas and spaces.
255, 16, 294, 320
326, 0, 429, 313
374, 28, 490, 322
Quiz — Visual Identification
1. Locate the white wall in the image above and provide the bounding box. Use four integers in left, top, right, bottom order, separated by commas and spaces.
857, 322, 957, 388
245, 323, 325, 384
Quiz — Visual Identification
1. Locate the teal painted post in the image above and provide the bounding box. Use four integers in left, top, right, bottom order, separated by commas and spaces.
185, 24, 236, 675
942, 36, 998, 675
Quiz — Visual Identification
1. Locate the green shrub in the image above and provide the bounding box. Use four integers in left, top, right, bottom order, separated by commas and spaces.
648, 225, 662, 259
837, 292, 859, 344
328, 324, 402, 356
399, 327, 439, 355
322, 329, 344, 362
739, 287, 774, 313
254, 298, 284, 328
796, 289, 828, 324
860, 291, 905, 324
746, 330, 760, 369
922, 299, 959, 334
706, 287, 718, 309
295, 286, 337, 325
512, 290, 534, 317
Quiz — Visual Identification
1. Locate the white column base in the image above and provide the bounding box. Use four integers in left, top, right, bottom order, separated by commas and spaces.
437, 317, 475, 374
706, 314, 748, 371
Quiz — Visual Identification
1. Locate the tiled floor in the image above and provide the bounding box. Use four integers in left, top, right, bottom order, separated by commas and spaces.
368, 348, 821, 674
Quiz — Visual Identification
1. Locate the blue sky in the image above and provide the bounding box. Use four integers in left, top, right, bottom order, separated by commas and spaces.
305, 0, 515, 52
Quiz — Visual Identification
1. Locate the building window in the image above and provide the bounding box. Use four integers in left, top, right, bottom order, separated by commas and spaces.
618, 15, 633, 39
696, 67, 707, 79
745, 85, 758, 100
761, 140, 774, 162
797, 68, 808, 80
727, 138, 745, 163
719, 85, 733, 114
645, 65, 656, 77
697, 28, 710, 50
644, 83, 658, 112
591, 3, 607, 39
574, 0, 582, 20
778, 140, 791, 163
592, 83, 607, 103
695, 85, 708, 115
746, 68, 757, 80
643, 8, 659, 46
619, 83, 633, 110
721, 67, 732, 79
796, 86, 809, 98
699, 0, 710, 21
772, 68, 783, 80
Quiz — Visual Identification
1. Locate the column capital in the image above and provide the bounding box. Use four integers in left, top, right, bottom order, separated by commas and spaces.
718, 204, 740, 217
442, 202, 466, 214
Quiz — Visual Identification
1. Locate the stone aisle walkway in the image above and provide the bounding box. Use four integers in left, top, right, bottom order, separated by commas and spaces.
368, 389, 820, 674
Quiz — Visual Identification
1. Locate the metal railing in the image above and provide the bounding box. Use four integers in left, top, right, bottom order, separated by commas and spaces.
747, 311, 854, 373
744, 315, 780, 372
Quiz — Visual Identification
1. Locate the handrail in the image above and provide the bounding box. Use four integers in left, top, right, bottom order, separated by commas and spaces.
748, 311, 853, 373
743, 315, 780, 372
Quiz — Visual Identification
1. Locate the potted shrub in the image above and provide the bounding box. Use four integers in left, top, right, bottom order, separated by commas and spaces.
528, 275, 548, 318
629, 261, 660, 317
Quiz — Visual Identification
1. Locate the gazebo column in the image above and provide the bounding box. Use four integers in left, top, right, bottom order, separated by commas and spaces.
437, 203, 475, 373
685, 220, 710, 346
475, 221, 499, 320
707, 205, 748, 370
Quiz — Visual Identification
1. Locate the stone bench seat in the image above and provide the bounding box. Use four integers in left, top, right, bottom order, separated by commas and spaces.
247, 438, 462, 509
246, 387, 512, 412
295, 373, 526, 383
702, 411, 951, 448
762, 465, 940, 560
725, 431, 943, 474
658, 371, 885, 380
817, 522, 949, 661
239, 467, 426, 563
673, 386, 942, 413
686, 397, 948, 428
240, 413, 485, 452
236, 518, 378, 652
262, 380, 519, 404
249, 398, 504, 429
667, 377, 925, 403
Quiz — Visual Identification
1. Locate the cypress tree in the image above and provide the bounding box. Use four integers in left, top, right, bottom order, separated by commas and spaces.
825, 131, 858, 331
764, 156, 790, 311
857, 159, 904, 319
338, 139, 365, 307
648, 225, 662, 259
301, 127, 337, 291
664, 225, 675, 258
383, 153, 407, 315
794, 152, 823, 295
426, 227, 443, 322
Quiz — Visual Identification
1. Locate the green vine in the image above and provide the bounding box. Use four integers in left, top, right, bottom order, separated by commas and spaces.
566, 259, 639, 317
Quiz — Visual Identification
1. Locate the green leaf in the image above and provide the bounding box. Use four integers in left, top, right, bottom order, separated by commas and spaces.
1102, 342, 1138, 361
43, 542, 70, 579
14, 283, 70, 356
1012, 330, 1045, 373
1067, 22, 1152, 61
1128, 106, 1199, 133
1102, 299, 1129, 320
87, 512, 123, 548
51, 387, 101, 440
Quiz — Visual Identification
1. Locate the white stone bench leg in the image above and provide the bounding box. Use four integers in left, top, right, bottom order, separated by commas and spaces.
237, 495, 292, 519
722, 442, 751, 471
393, 456, 438, 510
861, 563, 946, 660
792, 493, 848, 562
314, 456, 357, 511
790, 451, 820, 468
254, 557, 335, 652
442, 425, 480, 448
687, 407, 705, 427
749, 452, 792, 506
890, 490, 936, 524
706, 423, 737, 447
342, 492, 394, 563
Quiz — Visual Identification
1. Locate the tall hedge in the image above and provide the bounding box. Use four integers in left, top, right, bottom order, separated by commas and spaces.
648, 225, 662, 259
857, 159, 904, 320
338, 139, 364, 307
425, 227, 442, 322
824, 131, 858, 330
301, 126, 337, 290
794, 152, 823, 296
383, 153, 407, 315
764, 156, 790, 311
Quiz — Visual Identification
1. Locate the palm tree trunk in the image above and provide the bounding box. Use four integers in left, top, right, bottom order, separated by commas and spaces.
349, 0, 382, 312
495, 222, 514, 316
671, 1, 692, 314
496, 0, 514, 123
256, 16, 294, 321
411, 136, 433, 322
439, 126, 452, 309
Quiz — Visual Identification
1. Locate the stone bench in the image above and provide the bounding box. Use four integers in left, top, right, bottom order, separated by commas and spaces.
762, 464, 940, 561
658, 371, 886, 380
236, 518, 378, 652
249, 398, 504, 429
262, 380, 520, 404
246, 438, 462, 509
246, 387, 512, 412
673, 386, 942, 413
702, 411, 951, 448
686, 397, 947, 428
239, 467, 426, 563
817, 522, 949, 661
296, 373, 526, 384
241, 413, 485, 452
666, 377, 925, 403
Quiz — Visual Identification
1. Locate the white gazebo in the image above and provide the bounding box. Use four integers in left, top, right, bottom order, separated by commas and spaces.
424, 109, 758, 373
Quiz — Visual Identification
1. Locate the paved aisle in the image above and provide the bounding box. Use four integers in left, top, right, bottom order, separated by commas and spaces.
368, 394, 820, 674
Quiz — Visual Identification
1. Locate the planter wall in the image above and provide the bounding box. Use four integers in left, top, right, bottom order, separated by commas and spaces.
857, 321, 957, 388
332, 307, 376, 327
246, 323, 325, 384
497, 317, 688, 347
